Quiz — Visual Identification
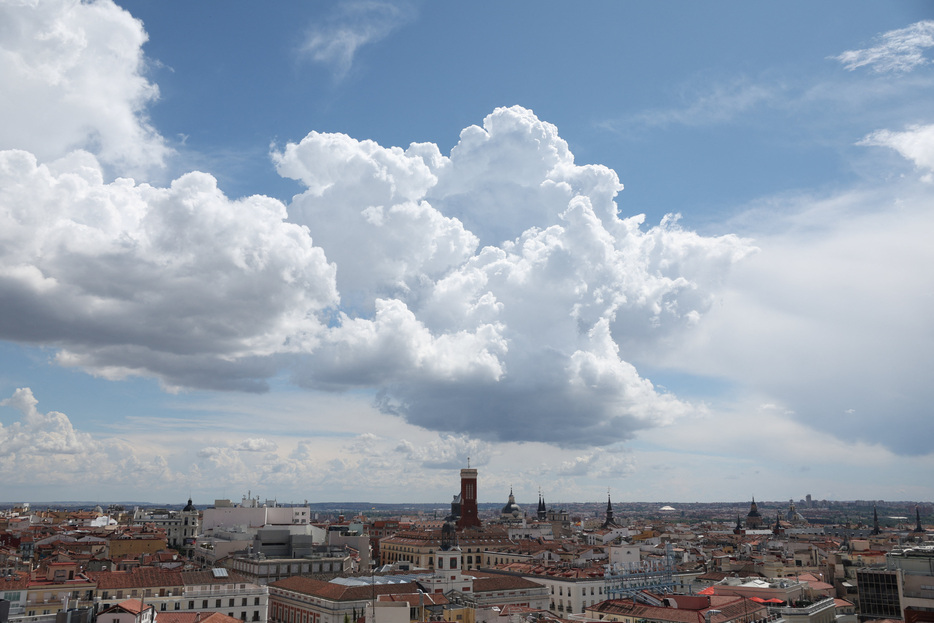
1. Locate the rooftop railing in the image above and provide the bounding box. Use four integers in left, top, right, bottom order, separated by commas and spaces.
769, 597, 835, 616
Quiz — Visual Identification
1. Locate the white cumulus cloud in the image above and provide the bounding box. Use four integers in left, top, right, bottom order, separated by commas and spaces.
285, 106, 754, 447
0, 149, 338, 391
0, 387, 178, 489
0, 0, 169, 174
235, 438, 278, 453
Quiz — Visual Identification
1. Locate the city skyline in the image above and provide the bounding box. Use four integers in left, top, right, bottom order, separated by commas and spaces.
1, 1, 933, 504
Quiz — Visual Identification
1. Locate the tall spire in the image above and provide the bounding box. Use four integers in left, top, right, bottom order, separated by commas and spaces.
914, 506, 925, 533
602, 489, 620, 529
871, 504, 881, 535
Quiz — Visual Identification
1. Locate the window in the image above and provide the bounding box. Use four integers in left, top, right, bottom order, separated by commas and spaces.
216, 599, 222, 608
189, 601, 195, 609
175, 603, 181, 610
229, 599, 235, 607
241, 613, 247, 621
161, 603, 167, 611
242, 598, 248, 606
203, 600, 208, 609
255, 598, 260, 606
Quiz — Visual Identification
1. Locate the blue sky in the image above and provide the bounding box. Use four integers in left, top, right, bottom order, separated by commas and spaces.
1, 0, 933, 506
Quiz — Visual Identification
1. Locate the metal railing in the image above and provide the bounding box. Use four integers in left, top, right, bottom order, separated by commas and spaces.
183, 587, 268, 597
770, 597, 835, 616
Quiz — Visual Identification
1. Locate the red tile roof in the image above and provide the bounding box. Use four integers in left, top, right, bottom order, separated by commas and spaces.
99, 599, 154, 616
88, 569, 184, 589
468, 571, 546, 592
270, 577, 422, 602
156, 613, 241, 623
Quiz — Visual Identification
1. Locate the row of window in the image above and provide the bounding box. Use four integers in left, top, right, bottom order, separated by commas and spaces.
102, 597, 263, 612
550, 601, 590, 614
270, 601, 320, 623
550, 585, 603, 596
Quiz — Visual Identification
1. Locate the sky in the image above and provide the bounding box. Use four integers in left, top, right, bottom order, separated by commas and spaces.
1, 0, 934, 506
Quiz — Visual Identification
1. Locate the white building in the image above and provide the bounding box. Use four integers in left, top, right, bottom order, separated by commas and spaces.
201, 497, 311, 535
132, 499, 200, 554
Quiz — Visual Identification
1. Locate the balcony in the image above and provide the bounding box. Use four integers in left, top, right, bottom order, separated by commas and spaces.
183, 587, 268, 597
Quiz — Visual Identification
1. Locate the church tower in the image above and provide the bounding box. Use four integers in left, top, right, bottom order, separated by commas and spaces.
456, 466, 481, 529
422, 519, 472, 594
602, 491, 621, 529
746, 496, 763, 529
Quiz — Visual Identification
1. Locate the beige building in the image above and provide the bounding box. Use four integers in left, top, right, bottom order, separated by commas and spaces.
92, 568, 269, 623
21, 561, 95, 617
268, 576, 424, 623
379, 530, 510, 571
132, 499, 200, 555
97, 599, 155, 623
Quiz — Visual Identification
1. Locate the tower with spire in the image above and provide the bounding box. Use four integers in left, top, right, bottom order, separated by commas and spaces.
871, 504, 881, 535
537, 489, 547, 521
602, 490, 621, 529
500, 487, 522, 523
914, 506, 925, 534
746, 496, 763, 529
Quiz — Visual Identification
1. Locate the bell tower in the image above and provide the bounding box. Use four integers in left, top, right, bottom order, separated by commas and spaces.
456, 462, 481, 529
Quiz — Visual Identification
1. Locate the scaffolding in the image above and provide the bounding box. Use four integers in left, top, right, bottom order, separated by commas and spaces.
604, 544, 677, 600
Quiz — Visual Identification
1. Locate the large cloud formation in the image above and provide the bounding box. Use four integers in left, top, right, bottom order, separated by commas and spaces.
0, 149, 338, 392
0, 0, 754, 448
280, 106, 753, 446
